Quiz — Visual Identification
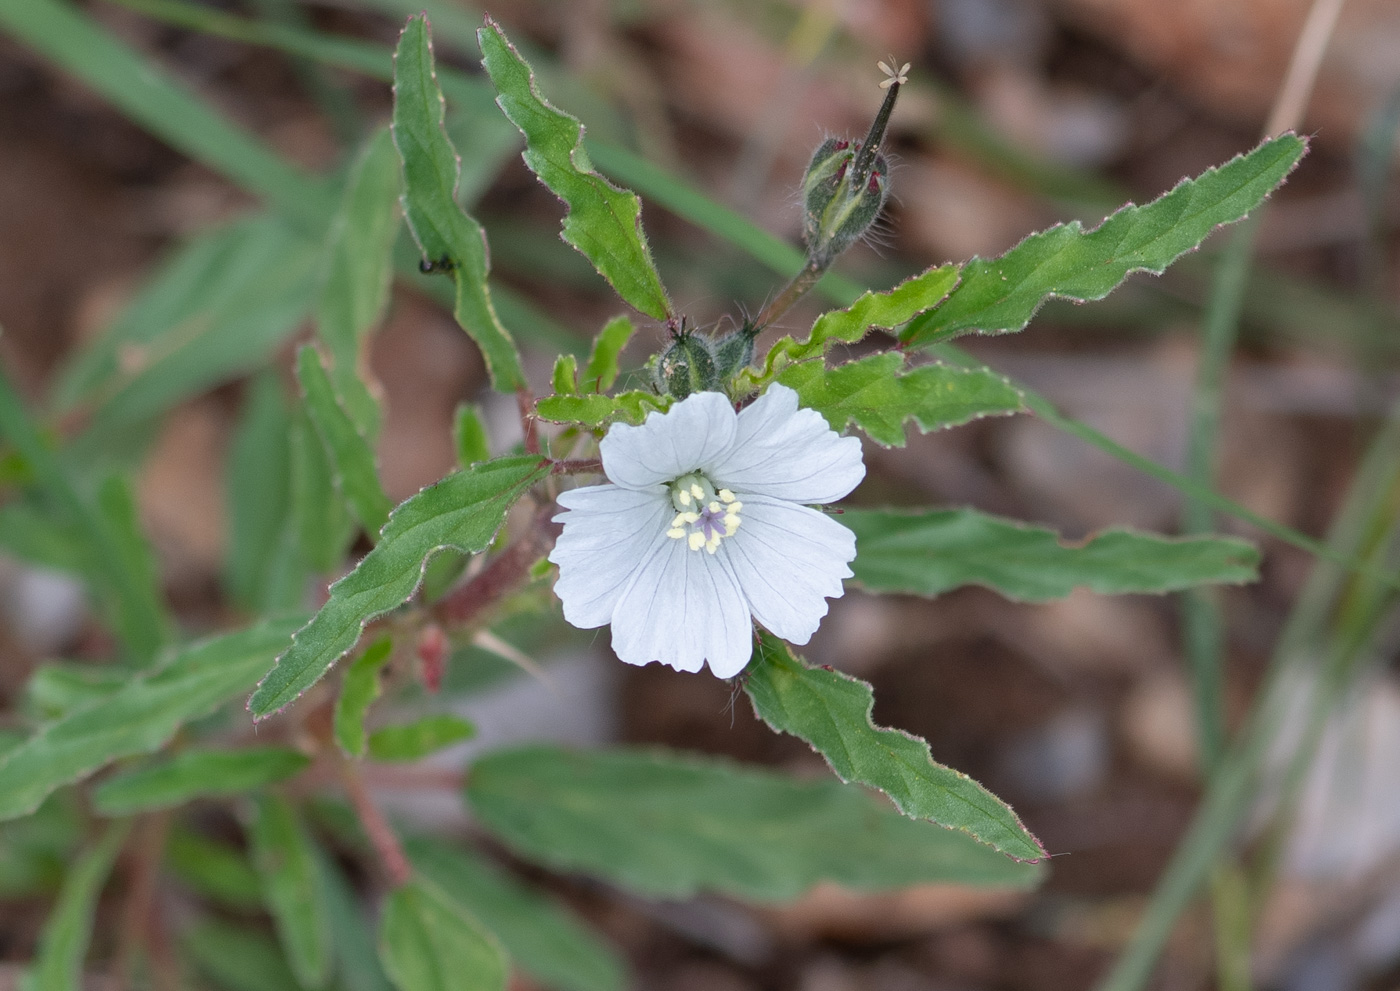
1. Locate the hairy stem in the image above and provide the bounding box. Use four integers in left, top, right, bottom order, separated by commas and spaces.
433, 505, 562, 627
337, 754, 411, 887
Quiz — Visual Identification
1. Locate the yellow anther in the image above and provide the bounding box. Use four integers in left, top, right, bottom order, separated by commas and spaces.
690, 483, 704, 500
681, 512, 699, 524
667, 527, 686, 539
728, 501, 742, 514
708, 501, 721, 513
724, 515, 741, 536
677, 490, 692, 506
670, 513, 686, 528
688, 532, 706, 551
705, 533, 721, 554
719, 489, 735, 503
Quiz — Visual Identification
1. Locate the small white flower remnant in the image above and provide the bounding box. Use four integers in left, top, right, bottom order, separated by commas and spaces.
878, 57, 910, 90
548, 385, 865, 678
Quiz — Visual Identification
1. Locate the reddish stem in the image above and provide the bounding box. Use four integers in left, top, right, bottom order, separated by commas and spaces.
433, 506, 562, 627
516, 388, 539, 455
337, 756, 411, 887
552, 458, 603, 475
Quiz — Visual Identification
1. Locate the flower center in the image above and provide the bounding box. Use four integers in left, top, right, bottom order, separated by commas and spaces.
665, 472, 743, 554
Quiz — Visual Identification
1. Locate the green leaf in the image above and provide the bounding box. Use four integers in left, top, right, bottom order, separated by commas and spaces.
845, 508, 1262, 601
404, 837, 626, 991
368, 715, 475, 762
22, 823, 128, 991
580, 316, 634, 393
55, 215, 320, 438
478, 19, 672, 320
0, 0, 334, 233
250, 795, 333, 990
94, 746, 310, 815
551, 354, 579, 395
94, 473, 167, 645
166, 828, 263, 909
0, 500, 86, 573
752, 263, 961, 384
22, 664, 127, 722
316, 846, 394, 991
183, 920, 308, 991
0, 795, 83, 898
777, 353, 1023, 447
744, 635, 1046, 863
249, 456, 549, 718
467, 744, 1042, 900
379, 880, 507, 991
317, 126, 401, 439
534, 391, 667, 427
901, 134, 1307, 347
0, 618, 303, 821
392, 14, 526, 391
290, 405, 357, 574
297, 346, 394, 538
452, 404, 490, 466
334, 637, 394, 757
225, 371, 306, 613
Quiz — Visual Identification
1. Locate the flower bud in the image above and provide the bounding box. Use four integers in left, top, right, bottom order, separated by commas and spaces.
712, 320, 760, 380
653, 329, 719, 399
801, 142, 889, 263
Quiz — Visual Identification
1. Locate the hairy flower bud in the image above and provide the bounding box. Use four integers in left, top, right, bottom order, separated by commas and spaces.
653, 329, 719, 399
711, 321, 760, 380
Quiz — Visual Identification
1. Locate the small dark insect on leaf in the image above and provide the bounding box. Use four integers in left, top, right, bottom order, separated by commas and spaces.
418, 254, 456, 275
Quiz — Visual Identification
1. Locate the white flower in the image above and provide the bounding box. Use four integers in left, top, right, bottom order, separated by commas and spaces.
548, 384, 865, 678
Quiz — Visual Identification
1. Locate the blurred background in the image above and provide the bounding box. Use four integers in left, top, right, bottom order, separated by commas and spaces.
2, 0, 1400, 988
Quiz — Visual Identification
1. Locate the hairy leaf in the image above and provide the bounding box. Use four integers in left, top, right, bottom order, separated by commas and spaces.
779, 353, 1023, 446
334, 637, 393, 757
249, 456, 549, 718
22, 664, 127, 723
317, 126, 401, 438
752, 263, 960, 384
250, 795, 332, 990
290, 405, 357, 573
534, 391, 667, 427
379, 880, 507, 991
468, 744, 1041, 900
405, 838, 626, 991
744, 635, 1046, 862
580, 316, 634, 393
298, 346, 393, 537
478, 19, 671, 320
845, 508, 1261, 601
453, 404, 490, 466
94, 746, 310, 815
393, 15, 526, 390
901, 134, 1307, 346
368, 715, 475, 762
0, 619, 302, 821
23, 823, 128, 991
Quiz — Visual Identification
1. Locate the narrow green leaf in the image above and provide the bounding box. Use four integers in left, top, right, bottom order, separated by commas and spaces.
316, 845, 395, 991
250, 795, 333, 990
23, 822, 128, 991
94, 746, 310, 815
318, 126, 402, 439
752, 263, 960, 383
901, 134, 1307, 346
0, 362, 170, 663
94, 473, 167, 645
166, 828, 263, 909
368, 715, 475, 762
0, 795, 83, 898
290, 405, 357, 574
0, 0, 334, 232
478, 19, 672, 320
22, 664, 127, 722
55, 215, 320, 437
225, 371, 306, 613
845, 508, 1262, 601
534, 391, 667, 427
467, 744, 1042, 900
297, 346, 394, 538
0, 618, 303, 821
744, 635, 1046, 863
405, 837, 626, 991
334, 637, 394, 757
379, 880, 507, 991
392, 14, 526, 391
551, 354, 579, 396
0, 500, 86, 574
452, 404, 490, 466
183, 920, 308, 991
249, 456, 549, 718
580, 316, 634, 393
777, 354, 1023, 447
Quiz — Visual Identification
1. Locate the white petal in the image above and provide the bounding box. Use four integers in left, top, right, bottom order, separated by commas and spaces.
549, 485, 670, 629
600, 392, 738, 490
609, 532, 754, 677
711, 384, 865, 503
722, 495, 855, 645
